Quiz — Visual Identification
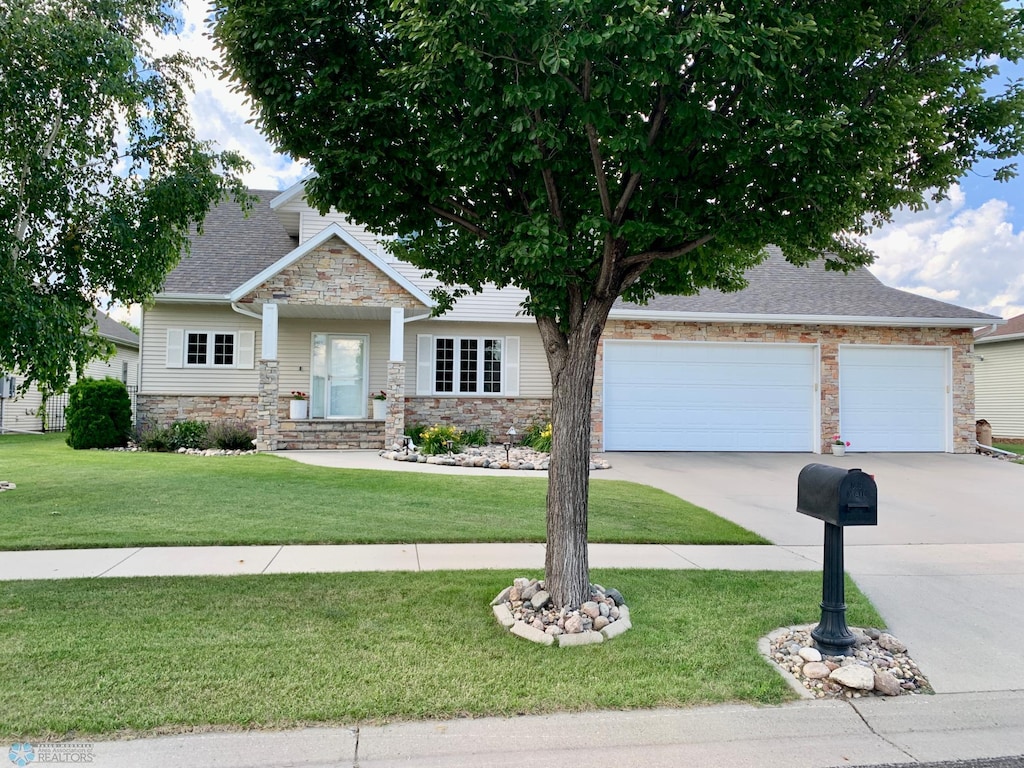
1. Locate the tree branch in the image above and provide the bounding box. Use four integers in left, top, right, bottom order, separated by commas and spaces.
611, 86, 668, 226
620, 234, 716, 268
425, 203, 490, 239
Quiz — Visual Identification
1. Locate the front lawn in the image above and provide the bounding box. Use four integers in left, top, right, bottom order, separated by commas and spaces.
0, 569, 883, 739
0, 434, 764, 549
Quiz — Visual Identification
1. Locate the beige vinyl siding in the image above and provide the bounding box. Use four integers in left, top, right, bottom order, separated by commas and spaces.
82, 345, 139, 387
407, 320, 550, 398
276, 319, 391, 400
975, 339, 1024, 438
0, 379, 45, 432
299, 210, 386, 256
141, 303, 260, 395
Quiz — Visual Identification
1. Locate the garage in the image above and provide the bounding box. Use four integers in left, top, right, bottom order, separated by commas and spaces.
603, 341, 817, 451
839, 346, 950, 452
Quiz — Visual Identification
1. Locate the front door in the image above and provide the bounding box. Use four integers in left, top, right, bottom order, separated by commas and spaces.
312, 334, 367, 419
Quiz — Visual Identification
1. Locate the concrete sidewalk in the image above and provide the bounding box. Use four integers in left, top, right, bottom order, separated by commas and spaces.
0, 542, 823, 580
78, 691, 1024, 767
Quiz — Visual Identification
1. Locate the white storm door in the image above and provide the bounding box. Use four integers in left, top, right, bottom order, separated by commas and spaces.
327, 335, 368, 419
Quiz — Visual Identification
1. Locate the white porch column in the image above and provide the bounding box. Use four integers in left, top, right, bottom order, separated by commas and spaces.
387, 307, 406, 447
389, 307, 405, 361
262, 303, 279, 360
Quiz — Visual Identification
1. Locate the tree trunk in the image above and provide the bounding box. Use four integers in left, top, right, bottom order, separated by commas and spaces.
538, 300, 615, 608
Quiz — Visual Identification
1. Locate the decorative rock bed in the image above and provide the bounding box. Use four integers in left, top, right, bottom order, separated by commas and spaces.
491, 577, 631, 647
105, 444, 256, 456
380, 444, 611, 471
763, 625, 932, 699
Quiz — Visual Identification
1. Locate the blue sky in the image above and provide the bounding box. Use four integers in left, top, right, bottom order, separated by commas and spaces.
139, 1, 1024, 324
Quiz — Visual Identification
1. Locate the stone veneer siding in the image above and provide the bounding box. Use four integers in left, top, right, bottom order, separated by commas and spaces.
241, 242, 427, 310
596, 321, 975, 454
405, 397, 551, 439
136, 394, 258, 428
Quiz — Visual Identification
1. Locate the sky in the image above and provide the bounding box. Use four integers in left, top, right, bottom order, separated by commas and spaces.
127, 0, 1024, 324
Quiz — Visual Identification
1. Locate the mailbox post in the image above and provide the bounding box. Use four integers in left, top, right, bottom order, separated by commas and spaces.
797, 464, 878, 655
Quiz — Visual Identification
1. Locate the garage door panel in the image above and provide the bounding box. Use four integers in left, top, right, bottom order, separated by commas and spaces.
839, 347, 948, 452
603, 342, 816, 452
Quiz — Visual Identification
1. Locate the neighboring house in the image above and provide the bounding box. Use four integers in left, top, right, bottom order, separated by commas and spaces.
137, 180, 998, 454
974, 313, 1024, 439
0, 311, 140, 433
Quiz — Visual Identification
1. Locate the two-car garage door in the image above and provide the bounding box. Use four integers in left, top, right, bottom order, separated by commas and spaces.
602, 341, 951, 452
603, 342, 817, 451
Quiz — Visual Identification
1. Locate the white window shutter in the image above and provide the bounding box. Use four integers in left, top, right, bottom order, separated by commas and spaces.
504, 336, 520, 396
237, 330, 255, 369
416, 335, 433, 395
166, 329, 183, 368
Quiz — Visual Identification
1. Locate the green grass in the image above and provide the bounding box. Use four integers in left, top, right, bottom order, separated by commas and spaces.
992, 441, 1024, 457
0, 434, 764, 549
0, 569, 884, 739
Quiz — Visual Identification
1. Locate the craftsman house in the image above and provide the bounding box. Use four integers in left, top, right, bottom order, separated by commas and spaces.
136, 180, 997, 454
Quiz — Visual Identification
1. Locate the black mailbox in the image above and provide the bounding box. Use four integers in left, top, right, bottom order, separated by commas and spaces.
797, 464, 877, 527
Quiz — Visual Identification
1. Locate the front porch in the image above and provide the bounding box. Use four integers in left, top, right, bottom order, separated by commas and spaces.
276, 417, 386, 450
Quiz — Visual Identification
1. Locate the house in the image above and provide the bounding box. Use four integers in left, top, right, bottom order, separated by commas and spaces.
0, 311, 140, 433
974, 313, 1024, 439
136, 181, 998, 454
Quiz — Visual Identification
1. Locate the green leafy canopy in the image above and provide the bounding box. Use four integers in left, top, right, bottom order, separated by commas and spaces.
1, 0, 252, 393
214, 0, 1024, 324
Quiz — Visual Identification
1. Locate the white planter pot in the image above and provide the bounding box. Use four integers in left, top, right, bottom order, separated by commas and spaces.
832, 445, 846, 457
289, 399, 308, 420
372, 399, 387, 420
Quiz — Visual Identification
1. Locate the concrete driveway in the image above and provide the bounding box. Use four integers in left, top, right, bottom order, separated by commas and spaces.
603, 452, 1024, 694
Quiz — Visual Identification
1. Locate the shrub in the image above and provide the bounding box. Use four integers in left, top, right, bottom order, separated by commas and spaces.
462, 427, 490, 446
208, 421, 256, 450
65, 378, 133, 449
417, 424, 463, 455
521, 422, 553, 453
136, 424, 173, 452
168, 420, 210, 451
405, 423, 428, 443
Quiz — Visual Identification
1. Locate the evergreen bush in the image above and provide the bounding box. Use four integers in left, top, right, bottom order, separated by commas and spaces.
65, 378, 133, 449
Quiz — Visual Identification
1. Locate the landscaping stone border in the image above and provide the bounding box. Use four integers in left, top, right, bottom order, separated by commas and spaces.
381, 445, 611, 472
491, 577, 632, 647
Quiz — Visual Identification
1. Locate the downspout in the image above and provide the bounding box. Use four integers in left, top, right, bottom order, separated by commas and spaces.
404, 312, 432, 325
230, 302, 263, 321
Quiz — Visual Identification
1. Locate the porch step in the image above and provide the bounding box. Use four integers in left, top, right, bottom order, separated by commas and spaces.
277, 419, 385, 450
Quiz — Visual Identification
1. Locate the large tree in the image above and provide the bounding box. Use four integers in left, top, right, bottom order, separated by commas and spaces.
215, 0, 1023, 607
1, 0, 250, 393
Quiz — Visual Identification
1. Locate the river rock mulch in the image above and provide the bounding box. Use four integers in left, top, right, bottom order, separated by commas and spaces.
105, 444, 256, 456
765, 625, 933, 699
380, 444, 611, 471
491, 577, 631, 647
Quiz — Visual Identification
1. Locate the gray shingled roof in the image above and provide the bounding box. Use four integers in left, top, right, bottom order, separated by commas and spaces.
93, 310, 139, 347
164, 192, 996, 324
614, 246, 996, 321
161, 189, 298, 295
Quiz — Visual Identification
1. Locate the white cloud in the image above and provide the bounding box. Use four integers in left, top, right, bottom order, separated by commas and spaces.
149, 0, 307, 192
864, 186, 1024, 319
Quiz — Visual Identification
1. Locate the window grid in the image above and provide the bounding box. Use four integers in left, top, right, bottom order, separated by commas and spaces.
185, 331, 235, 367
435, 338, 454, 392
433, 337, 502, 395
459, 339, 478, 393
483, 339, 502, 393
213, 334, 235, 366
186, 333, 208, 366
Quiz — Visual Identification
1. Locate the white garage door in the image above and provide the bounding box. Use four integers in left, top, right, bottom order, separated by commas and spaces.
603, 341, 817, 451
839, 346, 950, 452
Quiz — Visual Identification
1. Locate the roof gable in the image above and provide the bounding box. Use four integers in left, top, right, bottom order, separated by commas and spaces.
229, 224, 434, 308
